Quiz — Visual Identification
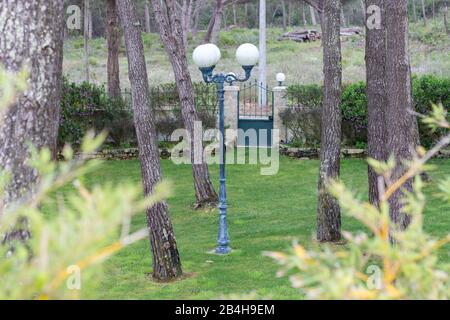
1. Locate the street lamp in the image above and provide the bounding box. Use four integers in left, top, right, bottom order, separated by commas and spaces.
276, 73, 286, 87
193, 43, 259, 254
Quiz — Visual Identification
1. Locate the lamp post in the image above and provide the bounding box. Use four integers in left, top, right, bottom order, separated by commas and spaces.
276, 73, 286, 87
193, 43, 259, 254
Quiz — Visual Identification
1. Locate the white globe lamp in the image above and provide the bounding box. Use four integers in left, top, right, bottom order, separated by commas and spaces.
235, 43, 259, 67
276, 73, 286, 86
193, 44, 221, 68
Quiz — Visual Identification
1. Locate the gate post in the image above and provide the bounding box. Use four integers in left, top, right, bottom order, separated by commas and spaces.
224, 85, 239, 130
273, 85, 288, 144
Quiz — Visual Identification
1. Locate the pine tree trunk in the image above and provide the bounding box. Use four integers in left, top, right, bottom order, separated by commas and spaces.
204, 0, 223, 44
445, 5, 450, 36
385, 0, 416, 230
144, 2, 152, 33
303, 2, 308, 27
106, 0, 121, 100
317, 0, 342, 243
192, 0, 201, 39
152, 0, 218, 207
360, 0, 366, 21
288, 1, 293, 27
117, 0, 182, 281
244, 3, 249, 28
412, 0, 418, 22
281, 0, 287, 31
421, 0, 427, 26
310, 5, 317, 25
84, 0, 90, 82
88, 4, 93, 39
432, 0, 435, 19
341, 7, 347, 27
366, 0, 387, 207
0, 0, 64, 208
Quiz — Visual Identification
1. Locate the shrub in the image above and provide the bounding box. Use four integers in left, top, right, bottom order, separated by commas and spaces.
59, 79, 218, 148
413, 74, 450, 147
284, 75, 450, 147
59, 78, 135, 149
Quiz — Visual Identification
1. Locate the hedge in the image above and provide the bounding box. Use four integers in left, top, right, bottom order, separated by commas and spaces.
284, 74, 449, 148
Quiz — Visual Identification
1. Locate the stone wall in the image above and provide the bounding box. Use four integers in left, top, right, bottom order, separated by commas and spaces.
75, 147, 450, 161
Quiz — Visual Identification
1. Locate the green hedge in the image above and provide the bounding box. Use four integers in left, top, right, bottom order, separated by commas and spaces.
285, 74, 449, 147
59, 78, 129, 148
59, 79, 218, 149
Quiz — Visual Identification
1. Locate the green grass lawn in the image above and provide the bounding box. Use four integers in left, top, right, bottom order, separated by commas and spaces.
74, 156, 450, 299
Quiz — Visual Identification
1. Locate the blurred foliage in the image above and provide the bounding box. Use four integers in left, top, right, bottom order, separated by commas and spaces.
0, 131, 171, 299
267, 104, 450, 300
0, 67, 28, 111
0, 72, 171, 299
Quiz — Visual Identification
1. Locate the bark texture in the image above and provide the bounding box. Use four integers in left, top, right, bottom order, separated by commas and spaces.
366, 0, 387, 206
317, 0, 342, 242
385, 0, 416, 230
151, 0, 218, 207
0, 0, 64, 209
117, 0, 182, 281
106, 0, 121, 99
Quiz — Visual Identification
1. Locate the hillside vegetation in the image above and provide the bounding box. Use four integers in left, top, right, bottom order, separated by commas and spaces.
63, 17, 450, 88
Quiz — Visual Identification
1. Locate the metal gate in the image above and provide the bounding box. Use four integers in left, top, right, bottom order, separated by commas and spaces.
237, 81, 274, 147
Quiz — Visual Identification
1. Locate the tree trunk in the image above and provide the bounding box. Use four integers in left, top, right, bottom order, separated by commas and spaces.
181, 0, 193, 50
421, 0, 427, 26
412, 0, 417, 22
117, 0, 183, 281
233, 3, 238, 26
0, 0, 64, 208
303, 2, 308, 27
366, 0, 387, 207
360, 0, 366, 21
432, 0, 435, 19
317, 0, 342, 243
106, 0, 121, 100
385, 0, 416, 230
192, 0, 201, 39
281, 0, 287, 31
88, 4, 93, 39
310, 5, 317, 25
445, 5, 450, 36
223, 7, 228, 31
288, 1, 293, 27
151, 0, 218, 207
84, 0, 90, 82
204, 0, 223, 44
341, 7, 347, 27
144, 2, 152, 33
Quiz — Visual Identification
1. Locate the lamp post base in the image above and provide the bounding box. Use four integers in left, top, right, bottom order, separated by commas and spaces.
214, 246, 232, 255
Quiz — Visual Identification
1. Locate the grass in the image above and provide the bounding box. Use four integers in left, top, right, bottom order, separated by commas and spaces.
63, 17, 450, 89
72, 156, 450, 299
